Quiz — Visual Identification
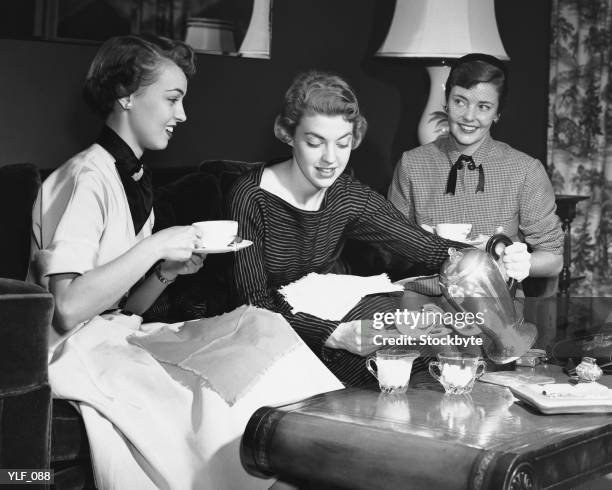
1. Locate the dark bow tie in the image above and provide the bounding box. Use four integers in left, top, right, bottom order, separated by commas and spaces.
446, 154, 485, 195
96, 126, 153, 234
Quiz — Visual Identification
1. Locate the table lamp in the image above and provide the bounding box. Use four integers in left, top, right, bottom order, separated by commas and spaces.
376, 0, 509, 144
238, 0, 272, 59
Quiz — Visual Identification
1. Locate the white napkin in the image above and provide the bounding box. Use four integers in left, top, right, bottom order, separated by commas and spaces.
279, 272, 404, 321
129, 306, 301, 406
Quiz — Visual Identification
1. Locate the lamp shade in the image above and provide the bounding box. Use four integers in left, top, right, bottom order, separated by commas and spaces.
376, 0, 508, 59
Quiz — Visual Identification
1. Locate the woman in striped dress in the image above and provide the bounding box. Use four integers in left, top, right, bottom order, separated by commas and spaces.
229, 70, 468, 386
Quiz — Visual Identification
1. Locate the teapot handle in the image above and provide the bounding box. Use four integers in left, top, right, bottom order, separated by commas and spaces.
485, 234, 517, 297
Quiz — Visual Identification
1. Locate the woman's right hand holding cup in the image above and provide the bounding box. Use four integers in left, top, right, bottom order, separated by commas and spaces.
149, 225, 201, 262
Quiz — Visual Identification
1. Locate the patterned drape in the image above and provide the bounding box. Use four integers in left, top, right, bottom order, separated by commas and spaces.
547, 0, 612, 295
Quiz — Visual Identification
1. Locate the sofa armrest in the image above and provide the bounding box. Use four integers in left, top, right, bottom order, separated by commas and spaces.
0, 278, 54, 471
0, 279, 53, 392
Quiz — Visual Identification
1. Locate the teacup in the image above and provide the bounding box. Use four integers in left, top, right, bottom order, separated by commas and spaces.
192, 220, 238, 248
434, 223, 472, 241
366, 349, 420, 395
428, 352, 486, 395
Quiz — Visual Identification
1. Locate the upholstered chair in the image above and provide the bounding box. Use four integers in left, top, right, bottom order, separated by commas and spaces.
0, 163, 93, 489
0, 278, 53, 485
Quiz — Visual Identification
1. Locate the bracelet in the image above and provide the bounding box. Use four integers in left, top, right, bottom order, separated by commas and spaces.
154, 264, 176, 285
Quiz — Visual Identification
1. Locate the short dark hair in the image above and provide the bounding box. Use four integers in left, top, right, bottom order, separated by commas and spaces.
83, 34, 196, 118
445, 53, 508, 113
274, 70, 368, 149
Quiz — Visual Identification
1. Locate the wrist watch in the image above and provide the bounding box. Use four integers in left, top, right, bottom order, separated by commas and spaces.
154, 263, 176, 285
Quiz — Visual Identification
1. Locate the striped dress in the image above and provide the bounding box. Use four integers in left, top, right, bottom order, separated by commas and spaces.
229, 164, 465, 386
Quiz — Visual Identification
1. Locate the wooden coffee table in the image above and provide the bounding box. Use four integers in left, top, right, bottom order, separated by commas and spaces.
241, 365, 612, 489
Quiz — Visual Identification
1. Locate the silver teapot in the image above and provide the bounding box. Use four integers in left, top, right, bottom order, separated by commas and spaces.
439, 235, 537, 364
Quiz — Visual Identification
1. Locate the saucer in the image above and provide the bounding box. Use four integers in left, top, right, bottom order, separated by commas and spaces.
459, 235, 489, 246
194, 239, 253, 254
462, 238, 486, 246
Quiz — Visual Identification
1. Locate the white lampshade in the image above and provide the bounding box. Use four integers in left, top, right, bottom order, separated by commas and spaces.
377, 0, 508, 59
238, 0, 271, 59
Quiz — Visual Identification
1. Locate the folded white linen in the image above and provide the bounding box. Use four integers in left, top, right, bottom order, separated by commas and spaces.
49, 307, 343, 490
129, 306, 301, 405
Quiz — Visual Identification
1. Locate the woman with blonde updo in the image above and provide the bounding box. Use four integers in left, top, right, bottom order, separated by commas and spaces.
230, 70, 468, 386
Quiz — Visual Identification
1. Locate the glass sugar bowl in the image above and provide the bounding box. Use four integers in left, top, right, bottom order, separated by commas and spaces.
575, 357, 603, 382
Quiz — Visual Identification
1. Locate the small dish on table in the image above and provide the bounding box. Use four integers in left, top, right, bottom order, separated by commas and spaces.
510, 382, 612, 414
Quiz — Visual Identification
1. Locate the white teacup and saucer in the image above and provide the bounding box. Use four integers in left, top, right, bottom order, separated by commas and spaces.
192, 220, 253, 254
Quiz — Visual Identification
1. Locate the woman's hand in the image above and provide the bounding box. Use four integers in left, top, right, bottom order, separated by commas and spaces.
149, 225, 200, 262
502, 242, 531, 282
160, 253, 206, 279
325, 320, 405, 356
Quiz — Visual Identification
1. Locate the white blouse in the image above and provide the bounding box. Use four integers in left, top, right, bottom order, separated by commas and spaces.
27, 143, 154, 347
29, 143, 154, 284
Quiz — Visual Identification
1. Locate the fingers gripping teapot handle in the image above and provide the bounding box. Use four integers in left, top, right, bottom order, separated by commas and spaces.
485, 234, 517, 297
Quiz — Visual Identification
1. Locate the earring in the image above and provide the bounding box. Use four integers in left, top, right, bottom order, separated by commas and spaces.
120, 99, 132, 110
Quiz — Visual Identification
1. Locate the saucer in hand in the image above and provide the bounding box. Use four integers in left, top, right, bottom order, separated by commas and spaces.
194, 238, 253, 254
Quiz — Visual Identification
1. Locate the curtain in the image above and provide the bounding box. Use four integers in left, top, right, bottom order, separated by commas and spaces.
547, 0, 612, 295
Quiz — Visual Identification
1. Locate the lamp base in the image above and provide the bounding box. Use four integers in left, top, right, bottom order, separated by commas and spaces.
238, 0, 271, 59
418, 65, 451, 145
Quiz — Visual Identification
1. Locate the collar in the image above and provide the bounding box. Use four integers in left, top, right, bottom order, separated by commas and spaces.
96, 126, 143, 180
444, 133, 494, 169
